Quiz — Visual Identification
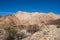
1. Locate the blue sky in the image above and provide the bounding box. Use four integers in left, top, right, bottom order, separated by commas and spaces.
0, 0, 60, 16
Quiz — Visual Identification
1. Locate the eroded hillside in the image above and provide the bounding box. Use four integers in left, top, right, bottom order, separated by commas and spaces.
0, 11, 60, 40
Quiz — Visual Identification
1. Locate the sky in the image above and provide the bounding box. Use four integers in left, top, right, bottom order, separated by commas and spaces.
0, 0, 60, 16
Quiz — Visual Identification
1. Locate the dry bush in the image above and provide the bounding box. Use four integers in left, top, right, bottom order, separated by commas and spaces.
56, 25, 60, 28
27, 24, 40, 33
16, 32, 28, 40
4, 26, 17, 40
17, 25, 26, 30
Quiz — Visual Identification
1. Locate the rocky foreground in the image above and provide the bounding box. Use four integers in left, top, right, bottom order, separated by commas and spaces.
0, 11, 60, 40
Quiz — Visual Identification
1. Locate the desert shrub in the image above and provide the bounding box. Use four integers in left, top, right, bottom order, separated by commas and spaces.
18, 25, 26, 30
27, 24, 40, 33
4, 27, 17, 40
56, 25, 60, 28
16, 32, 27, 40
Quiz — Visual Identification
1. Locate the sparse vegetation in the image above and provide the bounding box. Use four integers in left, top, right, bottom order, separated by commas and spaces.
16, 32, 27, 40
56, 25, 60, 28
27, 24, 40, 33
18, 25, 26, 30
4, 26, 17, 40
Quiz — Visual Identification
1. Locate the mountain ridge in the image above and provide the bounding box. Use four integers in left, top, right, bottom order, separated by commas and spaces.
0, 11, 60, 40
0, 11, 60, 25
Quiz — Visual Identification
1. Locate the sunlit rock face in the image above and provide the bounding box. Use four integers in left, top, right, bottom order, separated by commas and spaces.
0, 11, 60, 25
15, 11, 60, 25
0, 11, 60, 40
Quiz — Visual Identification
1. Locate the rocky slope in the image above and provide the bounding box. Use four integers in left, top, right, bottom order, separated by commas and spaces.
0, 11, 60, 40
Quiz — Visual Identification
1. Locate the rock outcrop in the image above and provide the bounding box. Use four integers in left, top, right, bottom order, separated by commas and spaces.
0, 11, 60, 40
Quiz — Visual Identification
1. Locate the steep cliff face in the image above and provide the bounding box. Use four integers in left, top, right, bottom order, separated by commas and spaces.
0, 11, 60, 40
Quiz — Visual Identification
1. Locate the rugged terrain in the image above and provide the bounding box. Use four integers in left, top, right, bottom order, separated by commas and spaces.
0, 11, 60, 40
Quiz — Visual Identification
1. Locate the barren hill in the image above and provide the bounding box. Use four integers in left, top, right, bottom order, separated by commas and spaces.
0, 11, 60, 25
0, 11, 60, 40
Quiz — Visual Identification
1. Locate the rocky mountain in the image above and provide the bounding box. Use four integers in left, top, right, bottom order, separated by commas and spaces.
0, 11, 60, 25
0, 11, 60, 40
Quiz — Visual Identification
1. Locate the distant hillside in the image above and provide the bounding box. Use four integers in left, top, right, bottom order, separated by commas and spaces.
0, 11, 60, 25
0, 11, 60, 40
